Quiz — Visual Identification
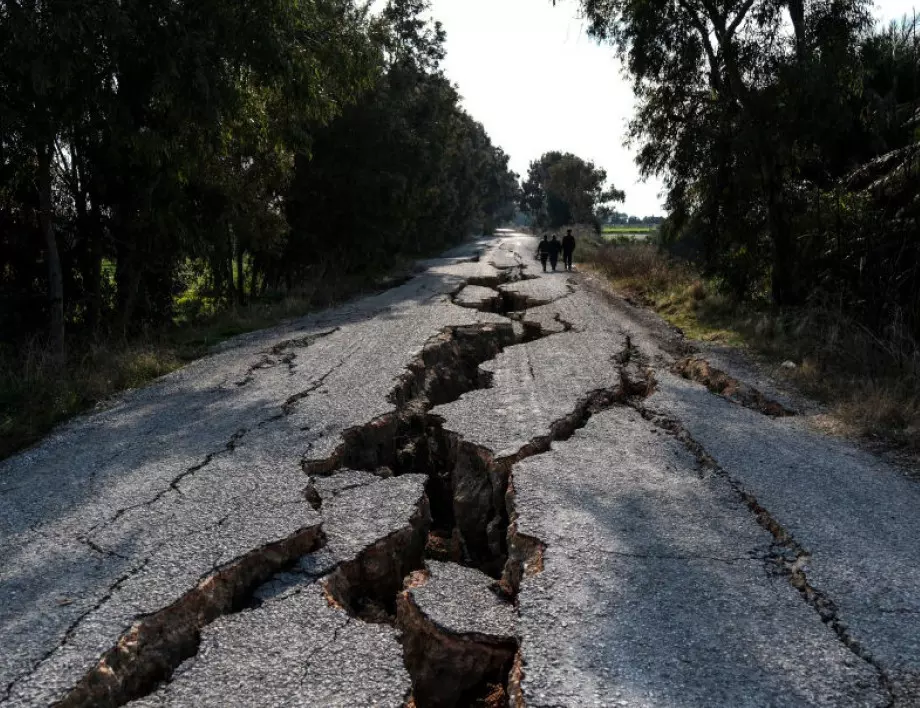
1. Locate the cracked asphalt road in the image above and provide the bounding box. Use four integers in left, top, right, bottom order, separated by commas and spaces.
1, 231, 919, 707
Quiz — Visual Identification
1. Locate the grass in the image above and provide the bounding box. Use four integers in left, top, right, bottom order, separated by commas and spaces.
0, 261, 416, 461
602, 224, 657, 234
583, 237, 920, 451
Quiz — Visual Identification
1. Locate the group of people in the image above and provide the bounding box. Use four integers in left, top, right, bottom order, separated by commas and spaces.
536, 230, 576, 272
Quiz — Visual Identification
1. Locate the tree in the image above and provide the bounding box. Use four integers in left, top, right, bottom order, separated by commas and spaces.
573, 0, 920, 340
284, 0, 518, 275
520, 151, 623, 227
0, 0, 517, 355
0, 0, 378, 340
576, 0, 871, 304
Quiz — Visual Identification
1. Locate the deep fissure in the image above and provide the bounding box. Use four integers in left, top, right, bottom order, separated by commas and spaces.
51, 526, 326, 708
46, 287, 643, 708
311, 322, 657, 707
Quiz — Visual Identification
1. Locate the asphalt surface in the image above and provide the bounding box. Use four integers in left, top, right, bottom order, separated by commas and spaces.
1, 231, 918, 706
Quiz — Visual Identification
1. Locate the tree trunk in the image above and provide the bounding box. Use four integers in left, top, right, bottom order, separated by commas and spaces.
249, 257, 259, 300
38, 142, 65, 363
763, 161, 797, 306
73, 159, 104, 335
787, 0, 807, 61
225, 233, 235, 305
114, 204, 140, 335
235, 243, 245, 305
86, 198, 103, 334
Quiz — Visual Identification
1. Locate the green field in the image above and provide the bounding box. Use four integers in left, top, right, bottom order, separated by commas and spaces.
600, 225, 657, 242
602, 224, 657, 234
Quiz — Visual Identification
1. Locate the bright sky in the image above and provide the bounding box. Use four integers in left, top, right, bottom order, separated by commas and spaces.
386, 0, 919, 216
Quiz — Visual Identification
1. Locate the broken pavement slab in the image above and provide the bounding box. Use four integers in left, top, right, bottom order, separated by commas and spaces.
497, 274, 573, 310
132, 475, 430, 708
452, 285, 501, 312
397, 561, 516, 708
132, 584, 411, 708
510, 405, 889, 706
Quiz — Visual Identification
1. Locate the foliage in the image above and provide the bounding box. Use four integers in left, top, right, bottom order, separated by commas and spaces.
284, 4, 519, 278
576, 0, 920, 341
519, 151, 623, 227
0, 0, 518, 343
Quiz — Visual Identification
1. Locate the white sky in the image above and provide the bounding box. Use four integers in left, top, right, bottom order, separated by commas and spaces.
382, 0, 919, 216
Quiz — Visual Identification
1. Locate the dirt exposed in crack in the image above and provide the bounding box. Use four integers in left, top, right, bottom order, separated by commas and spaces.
50, 305, 653, 708
673, 357, 796, 417
294, 321, 545, 707
453, 289, 552, 317
60, 290, 651, 708
296, 317, 637, 706
630, 403, 896, 706
396, 363, 657, 707
397, 574, 517, 708
451, 282, 549, 319
322, 498, 431, 623
303, 321, 531, 580
54, 525, 326, 708
307, 324, 656, 706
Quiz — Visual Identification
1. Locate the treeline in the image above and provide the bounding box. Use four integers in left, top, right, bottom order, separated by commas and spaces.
520, 151, 624, 228
605, 214, 664, 226
0, 0, 518, 358
577, 0, 920, 340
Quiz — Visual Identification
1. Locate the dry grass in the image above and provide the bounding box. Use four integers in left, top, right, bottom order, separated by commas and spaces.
584, 238, 920, 449
0, 264, 415, 461
0, 338, 184, 460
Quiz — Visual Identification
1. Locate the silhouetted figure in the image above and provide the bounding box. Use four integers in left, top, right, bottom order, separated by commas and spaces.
537, 234, 551, 272
562, 229, 576, 271
548, 235, 562, 271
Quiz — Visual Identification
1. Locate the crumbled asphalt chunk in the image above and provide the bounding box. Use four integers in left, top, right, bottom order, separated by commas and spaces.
673, 356, 797, 416
402, 561, 515, 639
398, 562, 517, 708
453, 285, 501, 311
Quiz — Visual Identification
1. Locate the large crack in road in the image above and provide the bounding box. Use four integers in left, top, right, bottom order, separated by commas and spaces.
2, 232, 920, 707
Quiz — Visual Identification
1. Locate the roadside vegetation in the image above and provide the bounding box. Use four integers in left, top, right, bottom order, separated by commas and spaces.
582, 235, 920, 451
0, 0, 518, 460
601, 225, 656, 234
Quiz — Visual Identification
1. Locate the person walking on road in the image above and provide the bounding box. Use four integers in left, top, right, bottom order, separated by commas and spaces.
562, 229, 576, 271
548, 234, 562, 272
536, 234, 551, 272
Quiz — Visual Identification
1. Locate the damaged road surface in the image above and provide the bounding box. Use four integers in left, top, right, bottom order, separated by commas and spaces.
2, 232, 920, 707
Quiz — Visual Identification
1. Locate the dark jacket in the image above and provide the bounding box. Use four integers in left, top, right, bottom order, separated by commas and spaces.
562, 234, 576, 253
548, 239, 562, 257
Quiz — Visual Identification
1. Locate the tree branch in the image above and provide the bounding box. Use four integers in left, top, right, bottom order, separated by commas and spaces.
676, 0, 722, 82
727, 0, 757, 35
